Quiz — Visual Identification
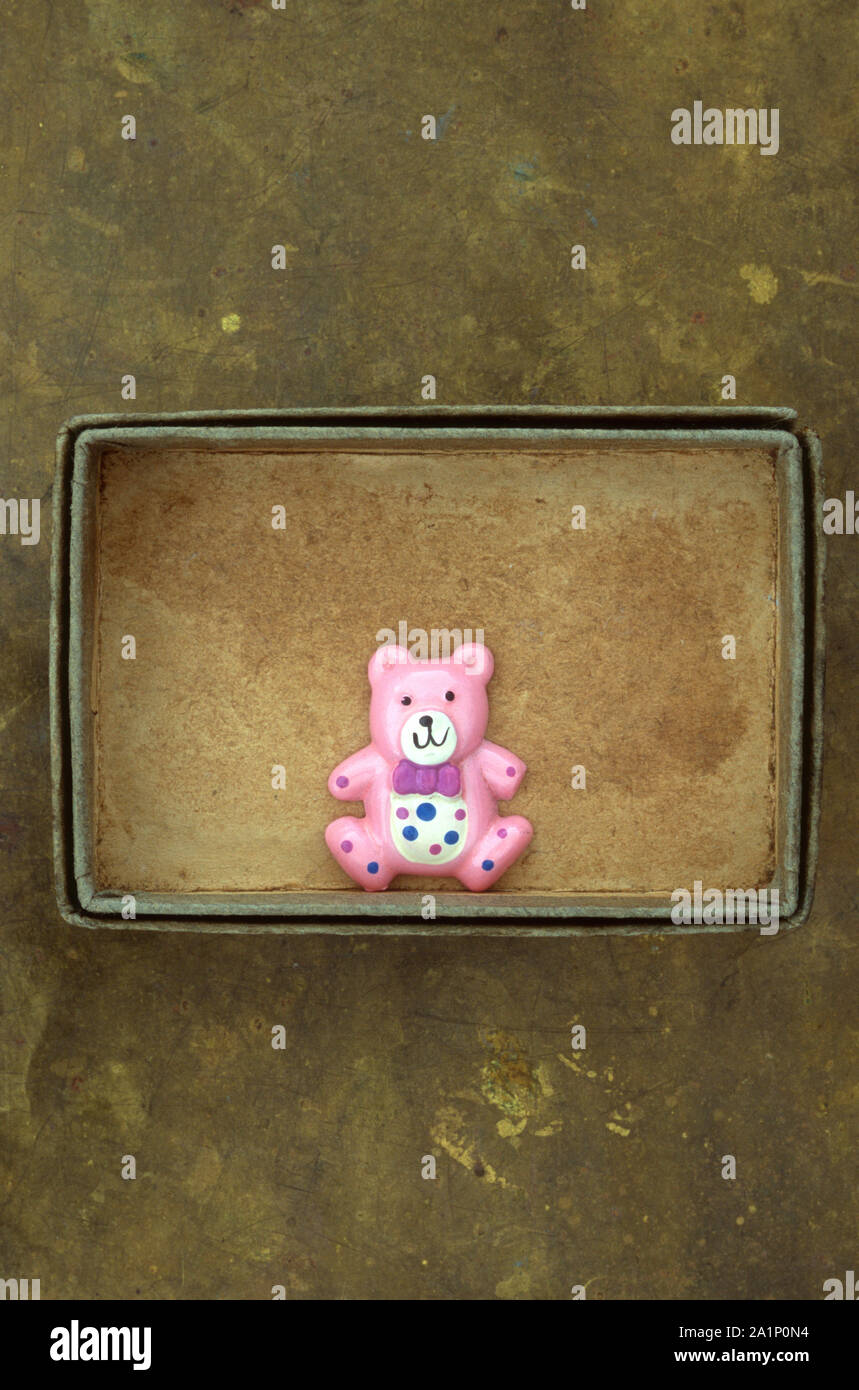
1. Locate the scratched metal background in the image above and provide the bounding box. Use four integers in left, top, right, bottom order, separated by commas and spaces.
0, 0, 856, 1299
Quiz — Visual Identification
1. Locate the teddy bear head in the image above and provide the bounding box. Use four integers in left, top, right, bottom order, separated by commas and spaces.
367, 643, 494, 766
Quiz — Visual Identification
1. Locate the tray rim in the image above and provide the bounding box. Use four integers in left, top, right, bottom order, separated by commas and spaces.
50, 406, 824, 936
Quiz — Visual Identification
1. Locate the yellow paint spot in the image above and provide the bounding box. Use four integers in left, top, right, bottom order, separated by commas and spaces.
740, 263, 778, 304
0, 690, 36, 734
496, 1266, 531, 1299
431, 1105, 513, 1189
221, 313, 241, 334
799, 269, 858, 289
496, 1116, 527, 1138
114, 55, 154, 85
606, 1122, 630, 1137
535, 1063, 554, 1097
69, 207, 121, 238
736, 1216, 745, 1226
534, 1120, 563, 1137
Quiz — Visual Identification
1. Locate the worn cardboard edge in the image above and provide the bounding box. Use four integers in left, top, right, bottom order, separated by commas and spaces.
52, 913, 786, 939
774, 435, 804, 918
50, 409, 822, 936
61, 406, 799, 435
78, 425, 797, 918
68, 431, 100, 912
73, 424, 797, 453
783, 428, 825, 931
50, 425, 78, 924
83, 890, 743, 919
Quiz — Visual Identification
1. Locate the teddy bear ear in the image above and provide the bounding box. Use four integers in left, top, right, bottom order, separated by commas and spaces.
452, 642, 494, 682
368, 644, 412, 684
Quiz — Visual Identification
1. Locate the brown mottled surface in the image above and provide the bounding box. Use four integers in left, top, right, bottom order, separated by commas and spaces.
94, 443, 777, 895
0, 0, 856, 1300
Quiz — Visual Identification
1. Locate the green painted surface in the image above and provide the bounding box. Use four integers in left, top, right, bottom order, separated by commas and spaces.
1, 0, 855, 1299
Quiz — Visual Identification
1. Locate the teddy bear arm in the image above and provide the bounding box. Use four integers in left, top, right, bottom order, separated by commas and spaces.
476, 740, 527, 798
328, 746, 383, 799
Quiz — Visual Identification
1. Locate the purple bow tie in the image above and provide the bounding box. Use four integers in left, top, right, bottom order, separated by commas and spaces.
393, 759, 461, 796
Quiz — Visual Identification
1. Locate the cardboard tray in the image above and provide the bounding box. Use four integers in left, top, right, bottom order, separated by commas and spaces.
50, 407, 825, 935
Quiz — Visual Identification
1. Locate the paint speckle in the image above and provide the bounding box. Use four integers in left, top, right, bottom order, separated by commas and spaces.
739, 263, 778, 304
221, 312, 241, 333
430, 1104, 513, 1189
510, 158, 538, 185
435, 105, 456, 140
496, 1115, 527, 1138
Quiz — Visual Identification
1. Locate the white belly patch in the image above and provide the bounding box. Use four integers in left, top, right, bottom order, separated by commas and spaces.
389, 793, 468, 865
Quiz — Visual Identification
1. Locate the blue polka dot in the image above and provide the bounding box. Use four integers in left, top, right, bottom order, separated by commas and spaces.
416, 802, 436, 821
481, 859, 494, 871
402, 826, 418, 842
367, 862, 379, 874
444, 831, 459, 845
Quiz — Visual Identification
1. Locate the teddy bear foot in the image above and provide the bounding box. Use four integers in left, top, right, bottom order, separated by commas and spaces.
325, 817, 396, 891
456, 815, 533, 891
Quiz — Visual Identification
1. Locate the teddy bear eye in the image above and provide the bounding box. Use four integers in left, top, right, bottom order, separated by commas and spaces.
401, 696, 412, 706
445, 690, 455, 701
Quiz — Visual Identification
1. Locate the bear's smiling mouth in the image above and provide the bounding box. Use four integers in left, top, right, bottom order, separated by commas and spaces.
412, 726, 450, 751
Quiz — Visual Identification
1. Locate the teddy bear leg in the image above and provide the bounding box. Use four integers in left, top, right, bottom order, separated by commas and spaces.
325, 817, 396, 891
456, 815, 533, 891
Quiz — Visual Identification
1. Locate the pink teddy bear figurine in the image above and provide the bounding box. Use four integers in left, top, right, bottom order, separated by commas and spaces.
325, 643, 533, 892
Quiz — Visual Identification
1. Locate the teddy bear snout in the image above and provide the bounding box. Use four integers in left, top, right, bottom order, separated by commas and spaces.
400, 708, 457, 763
